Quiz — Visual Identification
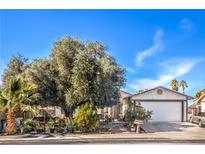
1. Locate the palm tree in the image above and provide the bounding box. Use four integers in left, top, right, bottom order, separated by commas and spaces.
137, 89, 144, 94
0, 78, 38, 134
195, 89, 205, 99
180, 80, 188, 94
170, 79, 179, 91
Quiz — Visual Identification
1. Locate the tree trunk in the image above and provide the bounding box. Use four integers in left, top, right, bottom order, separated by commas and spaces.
64, 110, 74, 133
6, 110, 17, 135
63, 108, 74, 125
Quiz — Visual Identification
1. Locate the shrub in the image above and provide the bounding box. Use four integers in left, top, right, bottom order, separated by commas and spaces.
21, 118, 41, 133
74, 101, 99, 132
45, 119, 55, 130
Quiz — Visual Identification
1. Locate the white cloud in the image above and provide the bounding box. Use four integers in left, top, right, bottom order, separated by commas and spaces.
125, 67, 135, 74
136, 29, 164, 66
179, 18, 193, 30
129, 59, 199, 91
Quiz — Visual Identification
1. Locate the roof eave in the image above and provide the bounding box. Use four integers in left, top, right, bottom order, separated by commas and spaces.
131, 86, 194, 100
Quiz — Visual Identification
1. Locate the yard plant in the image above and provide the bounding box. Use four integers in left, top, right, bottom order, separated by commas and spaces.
74, 101, 99, 132
0, 78, 39, 134
124, 99, 152, 130
20, 118, 41, 133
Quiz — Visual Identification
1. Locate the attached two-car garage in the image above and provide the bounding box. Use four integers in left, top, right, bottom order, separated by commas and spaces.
139, 101, 182, 122
131, 86, 193, 122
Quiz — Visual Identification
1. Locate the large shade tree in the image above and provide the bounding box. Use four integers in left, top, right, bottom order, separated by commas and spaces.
23, 37, 125, 123
2, 55, 28, 86
24, 59, 59, 106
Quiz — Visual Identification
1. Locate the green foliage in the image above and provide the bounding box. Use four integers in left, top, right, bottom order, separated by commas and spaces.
74, 101, 99, 132
0, 78, 39, 134
45, 119, 55, 129
65, 117, 72, 126
2, 36, 125, 125
65, 40, 125, 110
136, 89, 148, 94
24, 59, 60, 106
45, 118, 66, 131
2, 54, 28, 87
195, 89, 205, 99
53, 117, 66, 128
0, 78, 38, 112
170, 79, 188, 94
21, 118, 40, 130
170, 79, 179, 91
50, 37, 125, 118
180, 80, 188, 94
124, 100, 152, 128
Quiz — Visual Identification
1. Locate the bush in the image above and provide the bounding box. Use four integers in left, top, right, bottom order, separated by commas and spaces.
54, 117, 66, 133
45, 118, 67, 133
74, 101, 99, 132
45, 119, 55, 130
20, 118, 41, 133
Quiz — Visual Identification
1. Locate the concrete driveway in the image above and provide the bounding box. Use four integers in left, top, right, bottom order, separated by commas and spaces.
139, 122, 205, 140
141, 122, 198, 132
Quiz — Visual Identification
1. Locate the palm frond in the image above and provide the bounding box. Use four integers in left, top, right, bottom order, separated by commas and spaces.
10, 78, 22, 93
0, 90, 8, 110
21, 104, 39, 116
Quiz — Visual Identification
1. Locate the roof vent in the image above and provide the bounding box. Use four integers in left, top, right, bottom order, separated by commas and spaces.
157, 89, 163, 95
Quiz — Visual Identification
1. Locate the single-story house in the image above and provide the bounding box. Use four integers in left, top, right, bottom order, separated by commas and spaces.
131, 86, 193, 122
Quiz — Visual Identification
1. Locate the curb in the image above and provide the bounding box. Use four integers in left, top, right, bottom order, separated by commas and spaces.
0, 138, 205, 144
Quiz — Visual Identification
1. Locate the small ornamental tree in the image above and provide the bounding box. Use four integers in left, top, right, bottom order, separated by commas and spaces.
74, 101, 99, 132
124, 99, 152, 129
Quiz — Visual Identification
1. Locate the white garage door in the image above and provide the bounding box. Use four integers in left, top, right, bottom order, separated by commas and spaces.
140, 101, 182, 122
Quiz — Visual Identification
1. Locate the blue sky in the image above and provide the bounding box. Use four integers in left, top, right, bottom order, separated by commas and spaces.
0, 10, 205, 97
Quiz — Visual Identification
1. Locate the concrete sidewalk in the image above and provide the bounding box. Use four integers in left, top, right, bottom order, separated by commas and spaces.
0, 130, 205, 144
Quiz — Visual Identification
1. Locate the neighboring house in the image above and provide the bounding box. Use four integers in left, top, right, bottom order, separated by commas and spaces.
98, 90, 132, 119
194, 93, 205, 114
43, 106, 63, 118
188, 104, 197, 115
119, 90, 133, 117
131, 86, 193, 122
